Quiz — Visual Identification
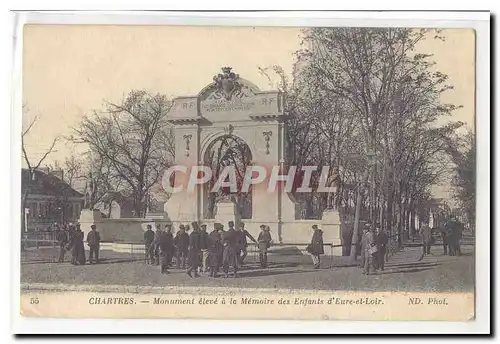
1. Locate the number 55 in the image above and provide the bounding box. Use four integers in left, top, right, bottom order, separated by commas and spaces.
30, 298, 39, 304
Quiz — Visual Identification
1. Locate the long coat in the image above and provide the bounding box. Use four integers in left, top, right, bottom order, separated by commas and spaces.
310, 229, 324, 255
376, 230, 389, 247
70, 230, 86, 265
158, 231, 174, 254
199, 230, 210, 250
208, 230, 223, 268
188, 230, 202, 267
174, 232, 190, 254
144, 229, 155, 246
222, 229, 238, 265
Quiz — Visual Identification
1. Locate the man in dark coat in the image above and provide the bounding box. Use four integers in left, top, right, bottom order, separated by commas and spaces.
208, 225, 224, 277
69, 224, 86, 265
375, 226, 389, 271
174, 225, 189, 269
453, 224, 463, 256
86, 224, 101, 264
222, 221, 239, 278
237, 222, 258, 266
164, 224, 175, 267
152, 224, 163, 265
257, 225, 272, 268
307, 225, 324, 269
448, 220, 463, 256
144, 224, 155, 264
158, 225, 174, 274
187, 223, 201, 278
198, 224, 210, 273
57, 225, 69, 263
420, 223, 433, 255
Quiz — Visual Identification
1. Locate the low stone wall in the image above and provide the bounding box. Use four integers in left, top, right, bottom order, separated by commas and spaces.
96, 219, 169, 242
79, 210, 342, 255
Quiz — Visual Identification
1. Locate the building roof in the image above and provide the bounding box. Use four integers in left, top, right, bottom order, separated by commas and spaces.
21, 168, 84, 198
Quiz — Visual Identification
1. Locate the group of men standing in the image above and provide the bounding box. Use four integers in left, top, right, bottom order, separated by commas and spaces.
420, 220, 463, 256
56, 223, 101, 265
143, 221, 273, 278
359, 223, 389, 275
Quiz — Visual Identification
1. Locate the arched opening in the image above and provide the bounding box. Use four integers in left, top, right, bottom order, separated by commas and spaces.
203, 134, 252, 219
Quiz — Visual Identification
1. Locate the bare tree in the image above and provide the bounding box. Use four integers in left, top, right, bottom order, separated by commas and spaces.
21, 106, 59, 230
73, 90, 174, 217
49, 155, 84, 223
445, 129, 475, 233
270, 28, 465, 259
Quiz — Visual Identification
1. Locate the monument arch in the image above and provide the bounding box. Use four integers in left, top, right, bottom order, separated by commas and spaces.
163, 67, 340, 248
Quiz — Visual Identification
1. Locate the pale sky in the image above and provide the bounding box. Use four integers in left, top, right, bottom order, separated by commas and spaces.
22, 25, 475, 198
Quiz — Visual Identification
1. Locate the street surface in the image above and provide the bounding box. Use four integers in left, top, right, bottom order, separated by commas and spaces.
21, 243, 474, 292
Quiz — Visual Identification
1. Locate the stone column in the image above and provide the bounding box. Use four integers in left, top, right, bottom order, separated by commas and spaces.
164, 123, 200, 222
214, 200, 240, 228
321, 209, 342, 256
78, 209, 102, 239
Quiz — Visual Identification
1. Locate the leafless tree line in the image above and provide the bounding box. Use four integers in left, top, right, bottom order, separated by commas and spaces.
22, 28, 474, 241
261, 28, 472, 257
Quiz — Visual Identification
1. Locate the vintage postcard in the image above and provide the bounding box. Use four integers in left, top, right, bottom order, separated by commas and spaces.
12, 11, 489, 333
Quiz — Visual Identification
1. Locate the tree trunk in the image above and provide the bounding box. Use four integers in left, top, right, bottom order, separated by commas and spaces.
350, 169, 369, 262
386, 185, 394, 235
21, 189, 29, 230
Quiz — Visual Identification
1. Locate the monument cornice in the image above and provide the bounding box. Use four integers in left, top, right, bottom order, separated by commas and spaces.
249, 114, 283, 121
167, 117, 202, 124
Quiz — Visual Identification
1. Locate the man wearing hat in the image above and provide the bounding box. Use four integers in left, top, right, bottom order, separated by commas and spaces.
236, 222, 258, 266
257, 225, 272, 268
158, 224, 174, 274
308, 224, 324, 269
222, 221, 239, 278
164, 224, 175, 267
187, 222, 202, 278
208, 224, 224, 277
143, 224, 155, 265
152, 224, 163, 265
86, 224, 101, 264
375, 225, 389, 271
174, 225, 189, 269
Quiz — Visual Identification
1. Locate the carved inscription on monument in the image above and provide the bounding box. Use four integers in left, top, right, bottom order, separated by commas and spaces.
202, 99, 255, 113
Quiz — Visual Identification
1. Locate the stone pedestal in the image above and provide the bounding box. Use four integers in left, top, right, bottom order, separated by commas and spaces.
321, 209, 342, 256
214, 201, 240, 229
78, 209, 103, 239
